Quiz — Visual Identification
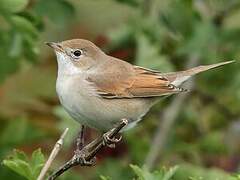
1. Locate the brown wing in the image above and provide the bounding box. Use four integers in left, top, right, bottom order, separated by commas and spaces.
87, 60, 185, 99
127, 66, 185, 97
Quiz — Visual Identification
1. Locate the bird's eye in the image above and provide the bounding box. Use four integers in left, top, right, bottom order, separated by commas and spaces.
73, 50, 82, 57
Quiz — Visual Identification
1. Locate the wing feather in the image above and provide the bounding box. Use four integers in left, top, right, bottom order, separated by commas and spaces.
87, 62, 184, 99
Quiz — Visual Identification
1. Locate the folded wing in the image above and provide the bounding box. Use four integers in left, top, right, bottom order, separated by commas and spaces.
87, 64, 184, 99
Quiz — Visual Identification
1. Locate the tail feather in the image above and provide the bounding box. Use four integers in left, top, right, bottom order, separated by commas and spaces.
162, 60, 234, 86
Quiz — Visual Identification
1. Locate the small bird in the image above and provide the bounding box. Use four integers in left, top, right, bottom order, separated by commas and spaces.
46, 39, 233, 133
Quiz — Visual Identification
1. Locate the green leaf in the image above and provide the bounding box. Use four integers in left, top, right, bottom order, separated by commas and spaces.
0, 0, 29, 13
3, 151, 33, 180
3, 149, 45, 180
31, 149, 45, 178
3, 160, 32, 179
13, 149, 28, 162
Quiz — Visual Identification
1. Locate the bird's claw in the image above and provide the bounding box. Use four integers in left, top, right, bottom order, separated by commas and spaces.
74, 149, 81, 157
103, 132, 122, 148
72, 151, 96, 166
73, 148, 96, 166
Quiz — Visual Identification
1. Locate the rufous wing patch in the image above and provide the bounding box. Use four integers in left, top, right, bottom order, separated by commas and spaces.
88, 65, 186, 99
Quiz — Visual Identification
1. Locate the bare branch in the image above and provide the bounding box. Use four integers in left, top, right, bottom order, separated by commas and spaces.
37, 128, 69, 180
48, 119, 128, 180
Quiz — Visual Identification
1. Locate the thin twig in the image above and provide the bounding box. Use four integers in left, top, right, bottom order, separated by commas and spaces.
48, 119, 128, 180
37, 128, 69, 180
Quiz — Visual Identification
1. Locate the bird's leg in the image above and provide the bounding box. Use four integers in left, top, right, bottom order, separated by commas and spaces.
72, 119, 127, 165
74, 128, 123, 161
83, 136, 102, 151
102, 128, 122, 148
74, 125, 85, 155
73, 125, 97, 166
77, 129, 122, 161
102, 119, 128, 148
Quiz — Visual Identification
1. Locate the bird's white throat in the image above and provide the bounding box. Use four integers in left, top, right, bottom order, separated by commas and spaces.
56, 52, 82, 76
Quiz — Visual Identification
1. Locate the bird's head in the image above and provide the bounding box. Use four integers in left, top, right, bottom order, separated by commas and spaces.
46, 39, 105, 75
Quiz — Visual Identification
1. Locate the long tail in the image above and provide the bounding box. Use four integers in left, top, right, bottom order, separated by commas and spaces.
162, 60, 234, 86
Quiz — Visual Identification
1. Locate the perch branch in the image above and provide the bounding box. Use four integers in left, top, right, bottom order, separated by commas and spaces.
48, 119, 128, 180
37, 128, 69, 180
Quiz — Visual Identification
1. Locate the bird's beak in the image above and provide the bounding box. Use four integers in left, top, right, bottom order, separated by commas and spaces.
45, 42, 64, 52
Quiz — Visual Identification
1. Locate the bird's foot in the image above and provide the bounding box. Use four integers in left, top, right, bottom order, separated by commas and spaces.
73, 148, 96, 166
102, 131, 122, 148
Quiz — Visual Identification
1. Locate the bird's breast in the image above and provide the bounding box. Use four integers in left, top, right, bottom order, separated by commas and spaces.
56, 75, 97, 117
56, 75, 114, 128
56, 75, 155, 131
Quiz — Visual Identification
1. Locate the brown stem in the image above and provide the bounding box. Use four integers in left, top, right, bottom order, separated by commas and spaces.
37, 128, 69, 180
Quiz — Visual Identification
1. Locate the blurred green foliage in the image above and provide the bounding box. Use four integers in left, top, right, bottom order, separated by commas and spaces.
0, 0, 240, 179
0, 0, 39, 82
0, 0, 74, 83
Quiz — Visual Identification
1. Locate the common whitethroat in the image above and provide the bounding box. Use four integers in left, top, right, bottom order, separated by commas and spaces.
46, 39, 233, 132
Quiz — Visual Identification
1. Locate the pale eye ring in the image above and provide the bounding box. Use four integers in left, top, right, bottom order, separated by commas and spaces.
71, 49, 83, 59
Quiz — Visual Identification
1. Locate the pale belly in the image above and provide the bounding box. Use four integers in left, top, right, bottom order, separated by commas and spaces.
56, 77, 155, 132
